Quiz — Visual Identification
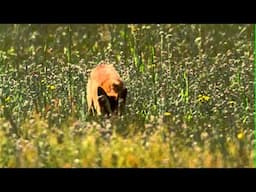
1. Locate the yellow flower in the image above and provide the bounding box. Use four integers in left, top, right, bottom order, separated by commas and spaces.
164, 112, 171, 116
47, 85, 55, 90
198, 94, 210, 102
237, 132, 244, 140
203, 95, 210, 101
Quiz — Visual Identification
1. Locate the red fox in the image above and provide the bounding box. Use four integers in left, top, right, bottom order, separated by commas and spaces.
86, 62, 127, 116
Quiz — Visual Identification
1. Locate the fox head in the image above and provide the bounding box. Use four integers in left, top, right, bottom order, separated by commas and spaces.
86, 63, 127, 116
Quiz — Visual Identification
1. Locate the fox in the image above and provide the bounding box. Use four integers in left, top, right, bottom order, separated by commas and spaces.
86, 62, 127, 116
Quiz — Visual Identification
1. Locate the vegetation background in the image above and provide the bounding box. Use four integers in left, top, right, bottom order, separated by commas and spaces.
0, 24, 254, 167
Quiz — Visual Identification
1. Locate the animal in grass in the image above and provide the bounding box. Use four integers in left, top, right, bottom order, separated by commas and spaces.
86, 62, 127, 116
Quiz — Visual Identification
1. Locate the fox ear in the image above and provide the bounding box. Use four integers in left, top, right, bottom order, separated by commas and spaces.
97, 87, 107, 97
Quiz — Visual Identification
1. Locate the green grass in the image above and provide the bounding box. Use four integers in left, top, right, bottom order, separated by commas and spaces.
0, 24, 254, 167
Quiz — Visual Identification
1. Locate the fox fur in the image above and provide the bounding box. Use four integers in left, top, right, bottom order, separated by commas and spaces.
86, 63, 127, 116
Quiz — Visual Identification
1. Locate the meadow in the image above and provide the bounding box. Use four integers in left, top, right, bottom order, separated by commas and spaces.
0, 24, 254, 167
